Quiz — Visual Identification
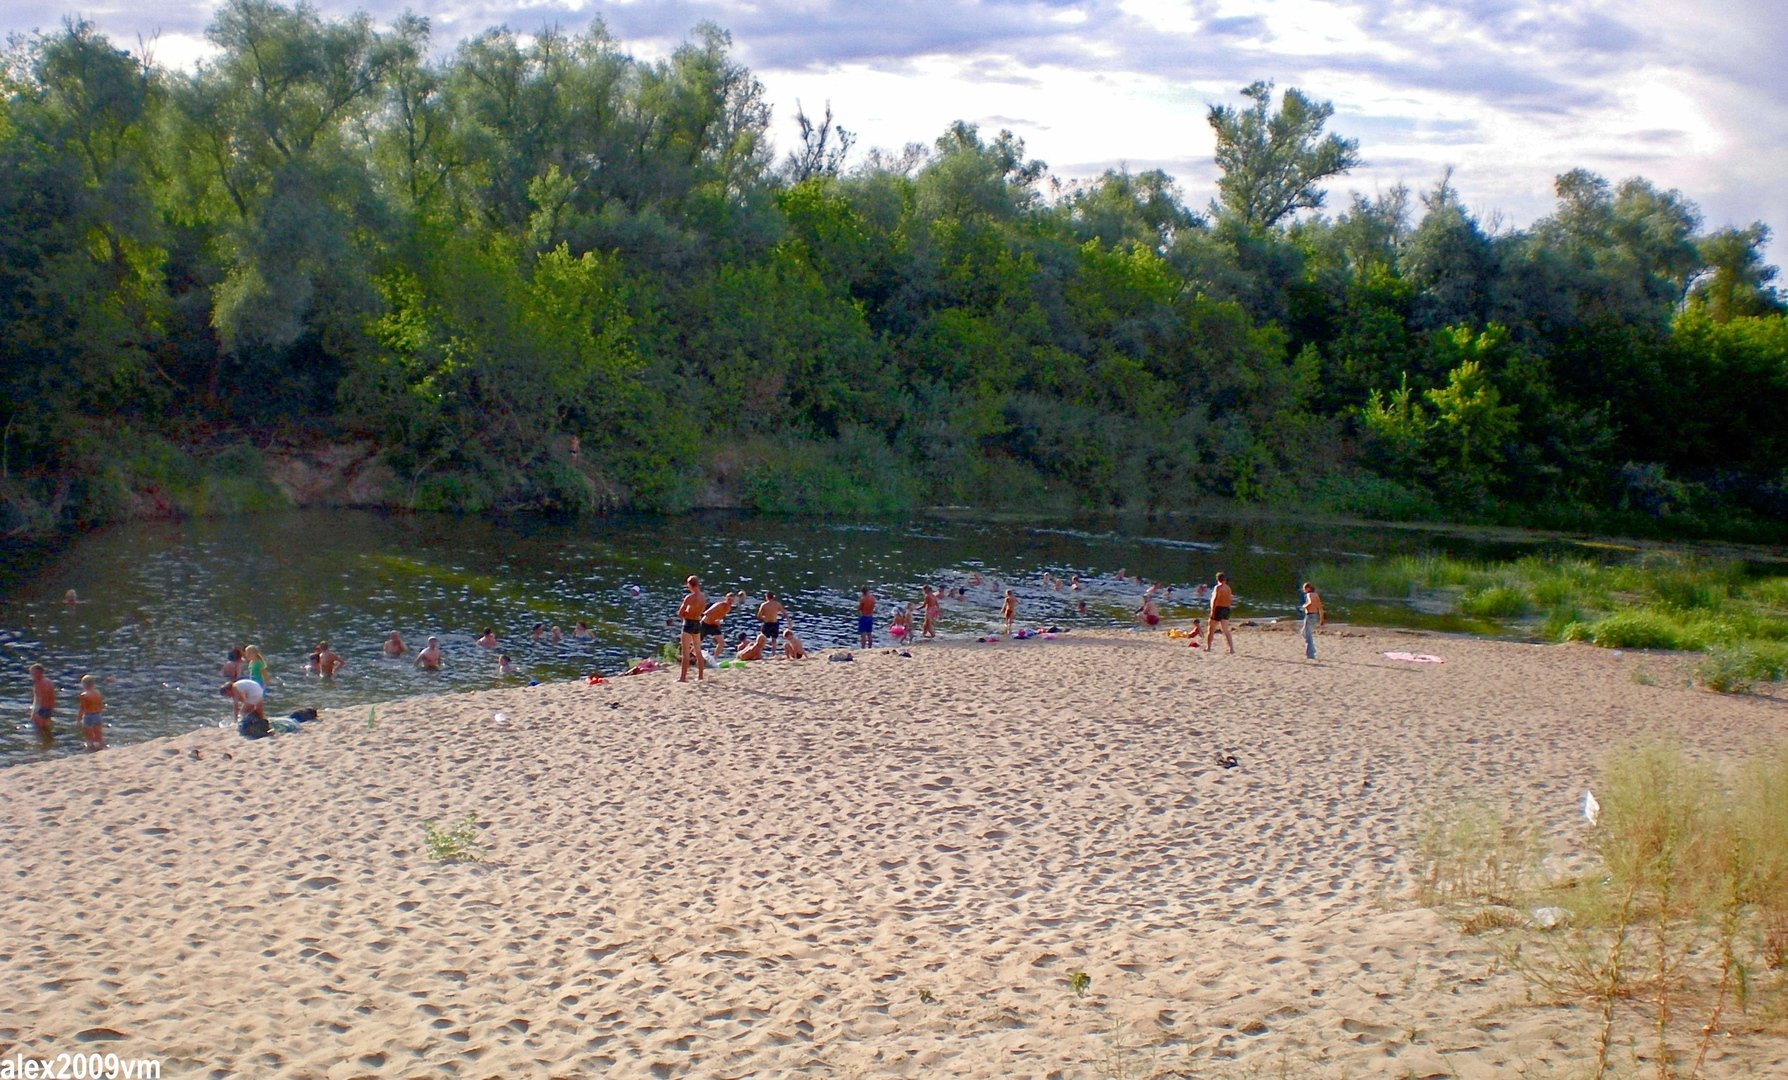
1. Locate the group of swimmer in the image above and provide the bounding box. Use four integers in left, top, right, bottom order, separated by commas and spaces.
22, 569, 1331, 749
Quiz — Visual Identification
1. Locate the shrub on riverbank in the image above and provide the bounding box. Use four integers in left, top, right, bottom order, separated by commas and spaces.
1311, 551, 1788, 690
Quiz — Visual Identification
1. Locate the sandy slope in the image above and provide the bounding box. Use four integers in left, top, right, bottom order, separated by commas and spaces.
3, 627, 1785, 1079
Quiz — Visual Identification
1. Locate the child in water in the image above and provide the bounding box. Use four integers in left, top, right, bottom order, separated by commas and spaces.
77, 675, 105, 751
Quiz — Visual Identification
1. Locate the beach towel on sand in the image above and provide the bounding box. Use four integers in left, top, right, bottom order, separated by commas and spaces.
1383, 651, 1444, 663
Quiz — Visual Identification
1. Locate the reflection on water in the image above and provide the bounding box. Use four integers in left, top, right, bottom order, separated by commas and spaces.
0, 509, 1535, 765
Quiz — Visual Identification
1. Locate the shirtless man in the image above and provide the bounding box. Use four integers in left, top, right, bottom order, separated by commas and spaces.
27, 663, 55, 741
1001, 589, 1017, 636
315, 640, 343, 678
677, 576, 707, 682
701, 591, 737, 654
475, 628, 498, 649
382, 631, 406, 658
856, 586, 876, 649
415, 636, 443, 670
920, 585, 941, 639
756, 592, 787, 655
735, 633, 767, 661
1300, 581, 1326, 660
1205, 572, 1235, 654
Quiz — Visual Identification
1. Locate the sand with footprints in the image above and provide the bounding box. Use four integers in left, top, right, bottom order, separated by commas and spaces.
3, 627, 1785, 1077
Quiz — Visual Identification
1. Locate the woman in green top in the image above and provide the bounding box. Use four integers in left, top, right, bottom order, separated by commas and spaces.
243, 644, 268, 686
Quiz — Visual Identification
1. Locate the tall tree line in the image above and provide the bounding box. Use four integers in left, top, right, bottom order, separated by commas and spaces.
2, 4, 1783, 532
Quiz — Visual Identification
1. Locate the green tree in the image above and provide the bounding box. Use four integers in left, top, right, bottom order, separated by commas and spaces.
1208, 80, 1360, 231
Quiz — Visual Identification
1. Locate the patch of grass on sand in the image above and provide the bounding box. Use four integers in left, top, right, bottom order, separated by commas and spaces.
421, 813, 486, 863
1414, 739, 1788, 1080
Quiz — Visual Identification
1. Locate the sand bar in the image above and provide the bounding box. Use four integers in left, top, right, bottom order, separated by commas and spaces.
3, 627, 1786, 1078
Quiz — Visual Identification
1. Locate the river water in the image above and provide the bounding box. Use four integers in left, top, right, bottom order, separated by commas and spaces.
1, 509, 1540, 765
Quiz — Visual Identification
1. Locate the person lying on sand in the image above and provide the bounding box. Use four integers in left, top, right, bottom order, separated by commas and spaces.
735, 633, 767, 661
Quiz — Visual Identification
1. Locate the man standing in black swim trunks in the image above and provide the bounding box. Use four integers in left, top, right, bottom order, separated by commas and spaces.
756, 592, 786, 656
1206, 571, 1235, 654
700, 591, 737, 656
677, 576, 707, 682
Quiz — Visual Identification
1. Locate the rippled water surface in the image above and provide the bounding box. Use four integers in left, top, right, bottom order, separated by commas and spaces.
1, 509, 1542, 764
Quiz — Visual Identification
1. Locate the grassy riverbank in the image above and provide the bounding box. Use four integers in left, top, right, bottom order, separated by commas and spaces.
1310, 552, 1788, 691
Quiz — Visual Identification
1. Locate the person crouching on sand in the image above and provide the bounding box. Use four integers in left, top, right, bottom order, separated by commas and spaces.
782, 626, 806, 659
678, 576, 707, 682
77, 675, 105, 751
1136, 594, 1160, 628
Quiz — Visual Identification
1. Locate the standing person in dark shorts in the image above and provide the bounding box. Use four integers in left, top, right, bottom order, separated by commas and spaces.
856, 586, 876, 648
701, 591, 737, 655
756, 592, 787, 655
1205, 572, 1235, 654
27, 663, 56, 742
677, 576, 707, 682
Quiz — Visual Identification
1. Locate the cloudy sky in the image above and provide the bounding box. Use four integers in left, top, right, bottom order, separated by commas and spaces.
12, 1, 1786, 267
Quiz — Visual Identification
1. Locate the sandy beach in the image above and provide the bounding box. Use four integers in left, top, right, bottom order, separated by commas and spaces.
3, 626, 1786, 1078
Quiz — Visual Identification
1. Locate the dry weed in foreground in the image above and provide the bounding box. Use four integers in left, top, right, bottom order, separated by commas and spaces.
1412, 739, 1788, 1080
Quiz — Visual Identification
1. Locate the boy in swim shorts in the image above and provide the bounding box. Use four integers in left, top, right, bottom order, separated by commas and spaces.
1002, 589, 1017, 636
77, 674, 105, 751
28, 663, 56, 741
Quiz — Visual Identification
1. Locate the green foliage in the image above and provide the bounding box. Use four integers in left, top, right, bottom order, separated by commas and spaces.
421, 812, 486, 863
0, 13, 1783, 535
